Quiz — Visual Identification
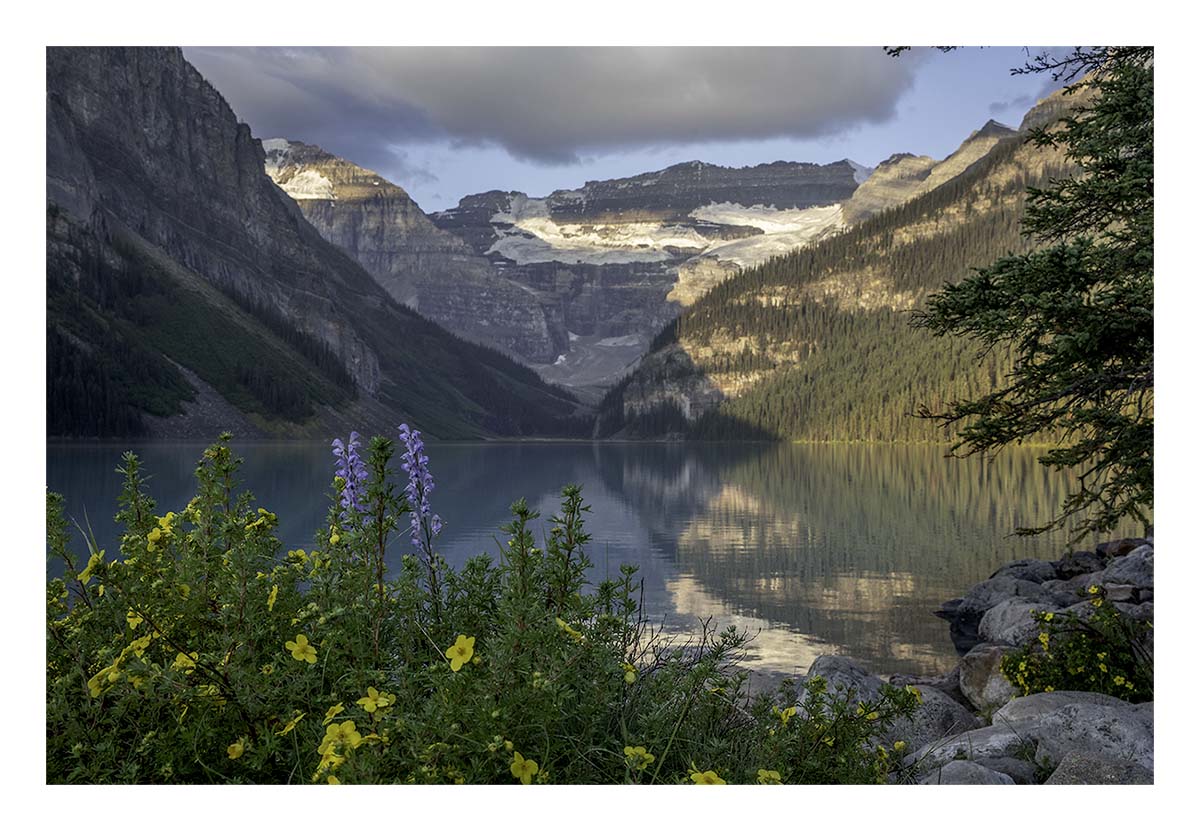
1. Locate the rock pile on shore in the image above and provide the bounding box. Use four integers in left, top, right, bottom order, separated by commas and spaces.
798, 537, 1154, 784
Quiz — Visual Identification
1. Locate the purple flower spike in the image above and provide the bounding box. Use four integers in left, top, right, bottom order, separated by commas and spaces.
331, 431, 368, 520
398, 423, 443, 553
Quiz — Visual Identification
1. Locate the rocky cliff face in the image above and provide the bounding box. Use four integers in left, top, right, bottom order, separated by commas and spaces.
262, 140, 565, 363
431, 160, 864, 393
46, 47, 580, 438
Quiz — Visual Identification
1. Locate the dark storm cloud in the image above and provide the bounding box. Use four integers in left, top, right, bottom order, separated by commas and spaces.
185, 47, 925, 167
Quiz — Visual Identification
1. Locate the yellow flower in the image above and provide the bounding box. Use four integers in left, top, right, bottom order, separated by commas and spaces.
1113, 675, 1125, 686
893, 741, 907, 753
267, 585, 279, 612
1088, 584, 1100, 595
261, 663, 274, 675
172, 651, 198, 674
510, 751, 539, 785
326, 775, 341, 785
78, 550, 104, 585
320, 720, 363, 754
757, 769, 782, 784
1099, 663, 1107, 673
148, 527, 163, 544
286, 634, 318, 664
275, 711, 305, 736
623, 745, 655, 772
323, 703, 345, 725
622, 662, 637, 684
690, 769, 726, 785
1042, 612, 1055, 622
445, 635, 475, 672
1044, 685, 1054, 692
227, 738, 246, 760
357, 686, 395, 713
329, 530, 340, 545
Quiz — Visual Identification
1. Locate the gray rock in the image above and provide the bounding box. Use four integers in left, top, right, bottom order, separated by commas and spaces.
942, 577, 1055, 651
905, 722, 1035, 769
919, 760, 1015, 785
1103, 583, 1137, 603
958, 643, 1018, 712
1055, 550, 1106, 579
977, 756, 1040, 784
1044, 751, 1153, 784
801, 655, 885, 706
1096, 538, 1150, 560
979, 599, 1058, 646
887, 685, 983, 751
993, 691, 1130, 721
1040, 579, 1086, 607
989, 559, 1058, 584
1102, 547, 1153, 590
890, 665, 972, 711
991, 692, 1154, 772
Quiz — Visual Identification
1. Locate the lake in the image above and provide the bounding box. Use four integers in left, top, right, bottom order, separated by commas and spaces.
46, 440, 1111, 679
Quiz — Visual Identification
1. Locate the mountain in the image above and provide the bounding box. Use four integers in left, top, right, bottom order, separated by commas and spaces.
46, 47, 583, 440
595, 95, 1080, 441
840, 119, 1017, 223
431, 160, 864, 394
261, 140, 565, 364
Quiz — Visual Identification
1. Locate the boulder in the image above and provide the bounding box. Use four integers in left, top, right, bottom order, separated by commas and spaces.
1102, 546, 1153, 590
905, 724, 1033, 768
992, 692, 1154, 772
977, 756, 1040, 785
958, 643, 1018, 711
1055, 550, 1105, 579
988, 559, 1058, 584
890, 665, 972, 710
1103, 583, 1137, 603
1044, 750, 1153, 784
887, 685, 983, 752
940, 577, 1053, 651
801, 655, 885, 706
1096, 538, 1150, 560
1039, 579, 1086, 607
919, 760, 1015, 785
978, 599, 1057, 646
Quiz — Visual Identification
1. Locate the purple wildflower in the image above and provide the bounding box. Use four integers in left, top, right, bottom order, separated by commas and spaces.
331, 431, 368, 519
398, 423, 443, 552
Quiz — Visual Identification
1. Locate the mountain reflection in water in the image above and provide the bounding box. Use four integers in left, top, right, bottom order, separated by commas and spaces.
48, 441, 1136, 678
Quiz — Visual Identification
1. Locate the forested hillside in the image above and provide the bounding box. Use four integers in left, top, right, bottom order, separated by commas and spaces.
599, 100, 1079, 442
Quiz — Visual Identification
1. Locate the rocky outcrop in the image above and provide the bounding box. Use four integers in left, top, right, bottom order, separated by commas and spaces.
786, 536, 1154, 786
262, 140, 565, 363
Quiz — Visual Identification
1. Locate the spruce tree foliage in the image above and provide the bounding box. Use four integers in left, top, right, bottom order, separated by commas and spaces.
912, 48, 1153, 540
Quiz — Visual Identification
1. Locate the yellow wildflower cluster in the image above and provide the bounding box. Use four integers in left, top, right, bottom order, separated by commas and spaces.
756, 769, 782, 784
267, 585, 279, 612
622, 662, 637, 684
147, 512, 177, 552
245, 508, 277, 531
78, 550, 105, 585
623, 745, 655, 772
356, 686, 396, 715
88, 632, 156, 697
689, 767, 726, 785
314, 720, 363, 781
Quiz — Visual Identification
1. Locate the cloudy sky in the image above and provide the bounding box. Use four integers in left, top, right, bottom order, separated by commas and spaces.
184, 46, 1066, 212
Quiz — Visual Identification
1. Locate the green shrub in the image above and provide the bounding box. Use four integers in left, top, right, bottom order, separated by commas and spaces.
999, 590, 1153, 703
46, 433, 919, 784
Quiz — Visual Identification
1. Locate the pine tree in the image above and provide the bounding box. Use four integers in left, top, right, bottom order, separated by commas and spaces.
913, 48, 1153, 540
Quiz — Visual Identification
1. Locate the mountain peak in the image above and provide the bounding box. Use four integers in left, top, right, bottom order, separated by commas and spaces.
970, 119, 1017, 141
